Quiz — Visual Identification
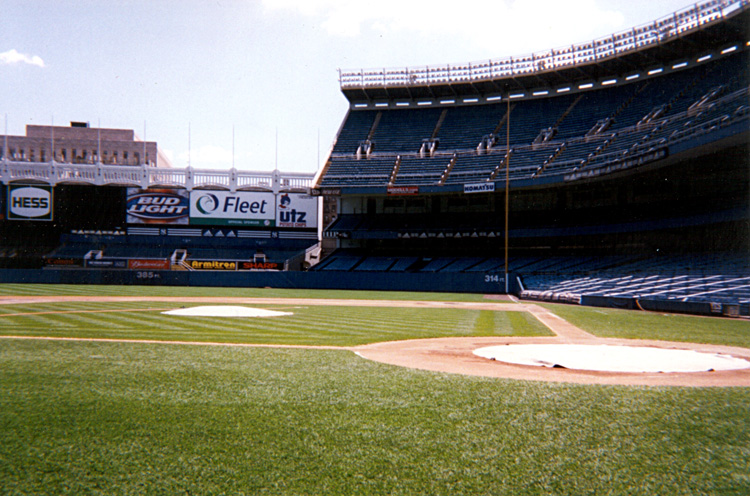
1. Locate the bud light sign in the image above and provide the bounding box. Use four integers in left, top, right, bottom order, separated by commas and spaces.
8, 185, 53, 221
126, 189, 189, 224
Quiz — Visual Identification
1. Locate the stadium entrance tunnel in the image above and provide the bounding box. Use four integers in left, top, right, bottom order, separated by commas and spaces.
473, 344, 750, 373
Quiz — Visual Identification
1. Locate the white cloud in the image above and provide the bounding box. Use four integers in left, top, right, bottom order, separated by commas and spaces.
0, 49, 45, 67
161, 148, 175, 163
264, 0, 625, 55
177, 145, 235, 168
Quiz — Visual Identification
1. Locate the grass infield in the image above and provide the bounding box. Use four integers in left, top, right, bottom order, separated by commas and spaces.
0, 301, 549, 346
0, 284, 749, 495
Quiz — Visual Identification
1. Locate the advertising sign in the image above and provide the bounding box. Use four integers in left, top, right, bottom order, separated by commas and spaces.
86, 259, 128, 269
127, 189, 189, 224
240, 261, 281, 271
276, 193, 318, 229
185, 260, 238, 271
7, 185, 53, 221
46, 258, 81, 267
387, 186, 419, 196
464, 182, 495, 194
190, 191, 275, 226
129, 259, 171, 270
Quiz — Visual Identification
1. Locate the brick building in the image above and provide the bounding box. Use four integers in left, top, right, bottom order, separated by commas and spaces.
1, 122, 170, 167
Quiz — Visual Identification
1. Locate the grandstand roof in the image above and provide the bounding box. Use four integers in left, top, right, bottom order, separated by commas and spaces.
340, 0, 749, 103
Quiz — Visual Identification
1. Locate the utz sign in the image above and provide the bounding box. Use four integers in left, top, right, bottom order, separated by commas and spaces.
276, 193, 318, 229
8, 185, 53, 221
127, 189, 189, 224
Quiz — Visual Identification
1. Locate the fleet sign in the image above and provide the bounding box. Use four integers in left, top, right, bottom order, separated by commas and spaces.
8, 185, 53, 221
189, 191, 275, 226
127, 189, 189, 224
276, 193, 318, 229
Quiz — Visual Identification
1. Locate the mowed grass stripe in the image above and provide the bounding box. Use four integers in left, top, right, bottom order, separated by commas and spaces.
157, 308, 455, 344
74, 312, 200, 337
0, 313, 81, 330
0, 283, 496, 302
0, 301, 162, 315
0, 302, 551, 346
1, 308, 189, 338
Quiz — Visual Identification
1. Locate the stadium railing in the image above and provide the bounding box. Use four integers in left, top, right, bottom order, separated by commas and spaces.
339, 0, 746, 89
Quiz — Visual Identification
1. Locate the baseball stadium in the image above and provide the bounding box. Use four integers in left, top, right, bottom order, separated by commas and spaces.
1, 1, 749, 494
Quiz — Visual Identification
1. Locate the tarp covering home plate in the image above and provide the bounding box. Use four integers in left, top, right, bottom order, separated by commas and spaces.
163, 306, 293, 318
473, 344, 750, 373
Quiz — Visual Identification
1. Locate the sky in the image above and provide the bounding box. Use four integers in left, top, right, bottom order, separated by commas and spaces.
1, 0, 696, 173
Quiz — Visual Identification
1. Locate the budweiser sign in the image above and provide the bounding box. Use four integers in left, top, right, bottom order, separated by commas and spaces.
128, 259, 171, 270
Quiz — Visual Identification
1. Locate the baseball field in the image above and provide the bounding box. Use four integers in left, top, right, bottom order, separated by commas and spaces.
0, 284, 748, 495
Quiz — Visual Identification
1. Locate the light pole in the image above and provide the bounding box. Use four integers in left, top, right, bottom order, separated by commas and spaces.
504, 94, 511, 294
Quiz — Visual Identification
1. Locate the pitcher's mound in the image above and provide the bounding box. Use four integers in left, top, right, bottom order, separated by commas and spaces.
163, 306, 292, 318
474, 344, 750, 373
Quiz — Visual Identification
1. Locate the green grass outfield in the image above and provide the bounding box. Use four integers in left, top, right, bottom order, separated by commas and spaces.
1, 284, 749, 495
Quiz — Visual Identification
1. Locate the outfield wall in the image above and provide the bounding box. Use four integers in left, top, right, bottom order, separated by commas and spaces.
0, 269, 514, 295
580, 295, 747, 317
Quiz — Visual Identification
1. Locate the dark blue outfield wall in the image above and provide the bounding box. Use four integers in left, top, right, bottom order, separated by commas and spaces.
0, 269, 515, 295
581, 295, 748, 317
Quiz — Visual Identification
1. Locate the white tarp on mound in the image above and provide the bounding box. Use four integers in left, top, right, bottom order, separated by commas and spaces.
162, 306, 293, 318
473, 344, 750, 373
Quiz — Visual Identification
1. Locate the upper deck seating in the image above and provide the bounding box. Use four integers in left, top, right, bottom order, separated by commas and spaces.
321, 52, 748, 188
370, 107, 444, 154
331, 110, 378, 154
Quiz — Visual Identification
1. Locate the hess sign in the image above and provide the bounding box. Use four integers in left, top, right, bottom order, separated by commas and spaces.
8, 185, 53, 221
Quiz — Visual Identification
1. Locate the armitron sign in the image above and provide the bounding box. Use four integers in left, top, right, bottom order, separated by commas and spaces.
8, 185, 53, 221
186, 260, 237, 271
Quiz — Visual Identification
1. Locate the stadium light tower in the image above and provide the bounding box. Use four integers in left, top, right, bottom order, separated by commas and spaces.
504, 94, 510, 294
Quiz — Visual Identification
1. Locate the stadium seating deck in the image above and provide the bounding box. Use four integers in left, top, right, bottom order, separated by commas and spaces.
519, 253, 750, 305
321, 51, 749, 189
312, 250, 749, 307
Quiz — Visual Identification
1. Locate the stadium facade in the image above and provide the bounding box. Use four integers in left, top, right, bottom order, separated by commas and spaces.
1, 0, 748, 315
314, 0, 750, 314
0, 122, 320, 277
